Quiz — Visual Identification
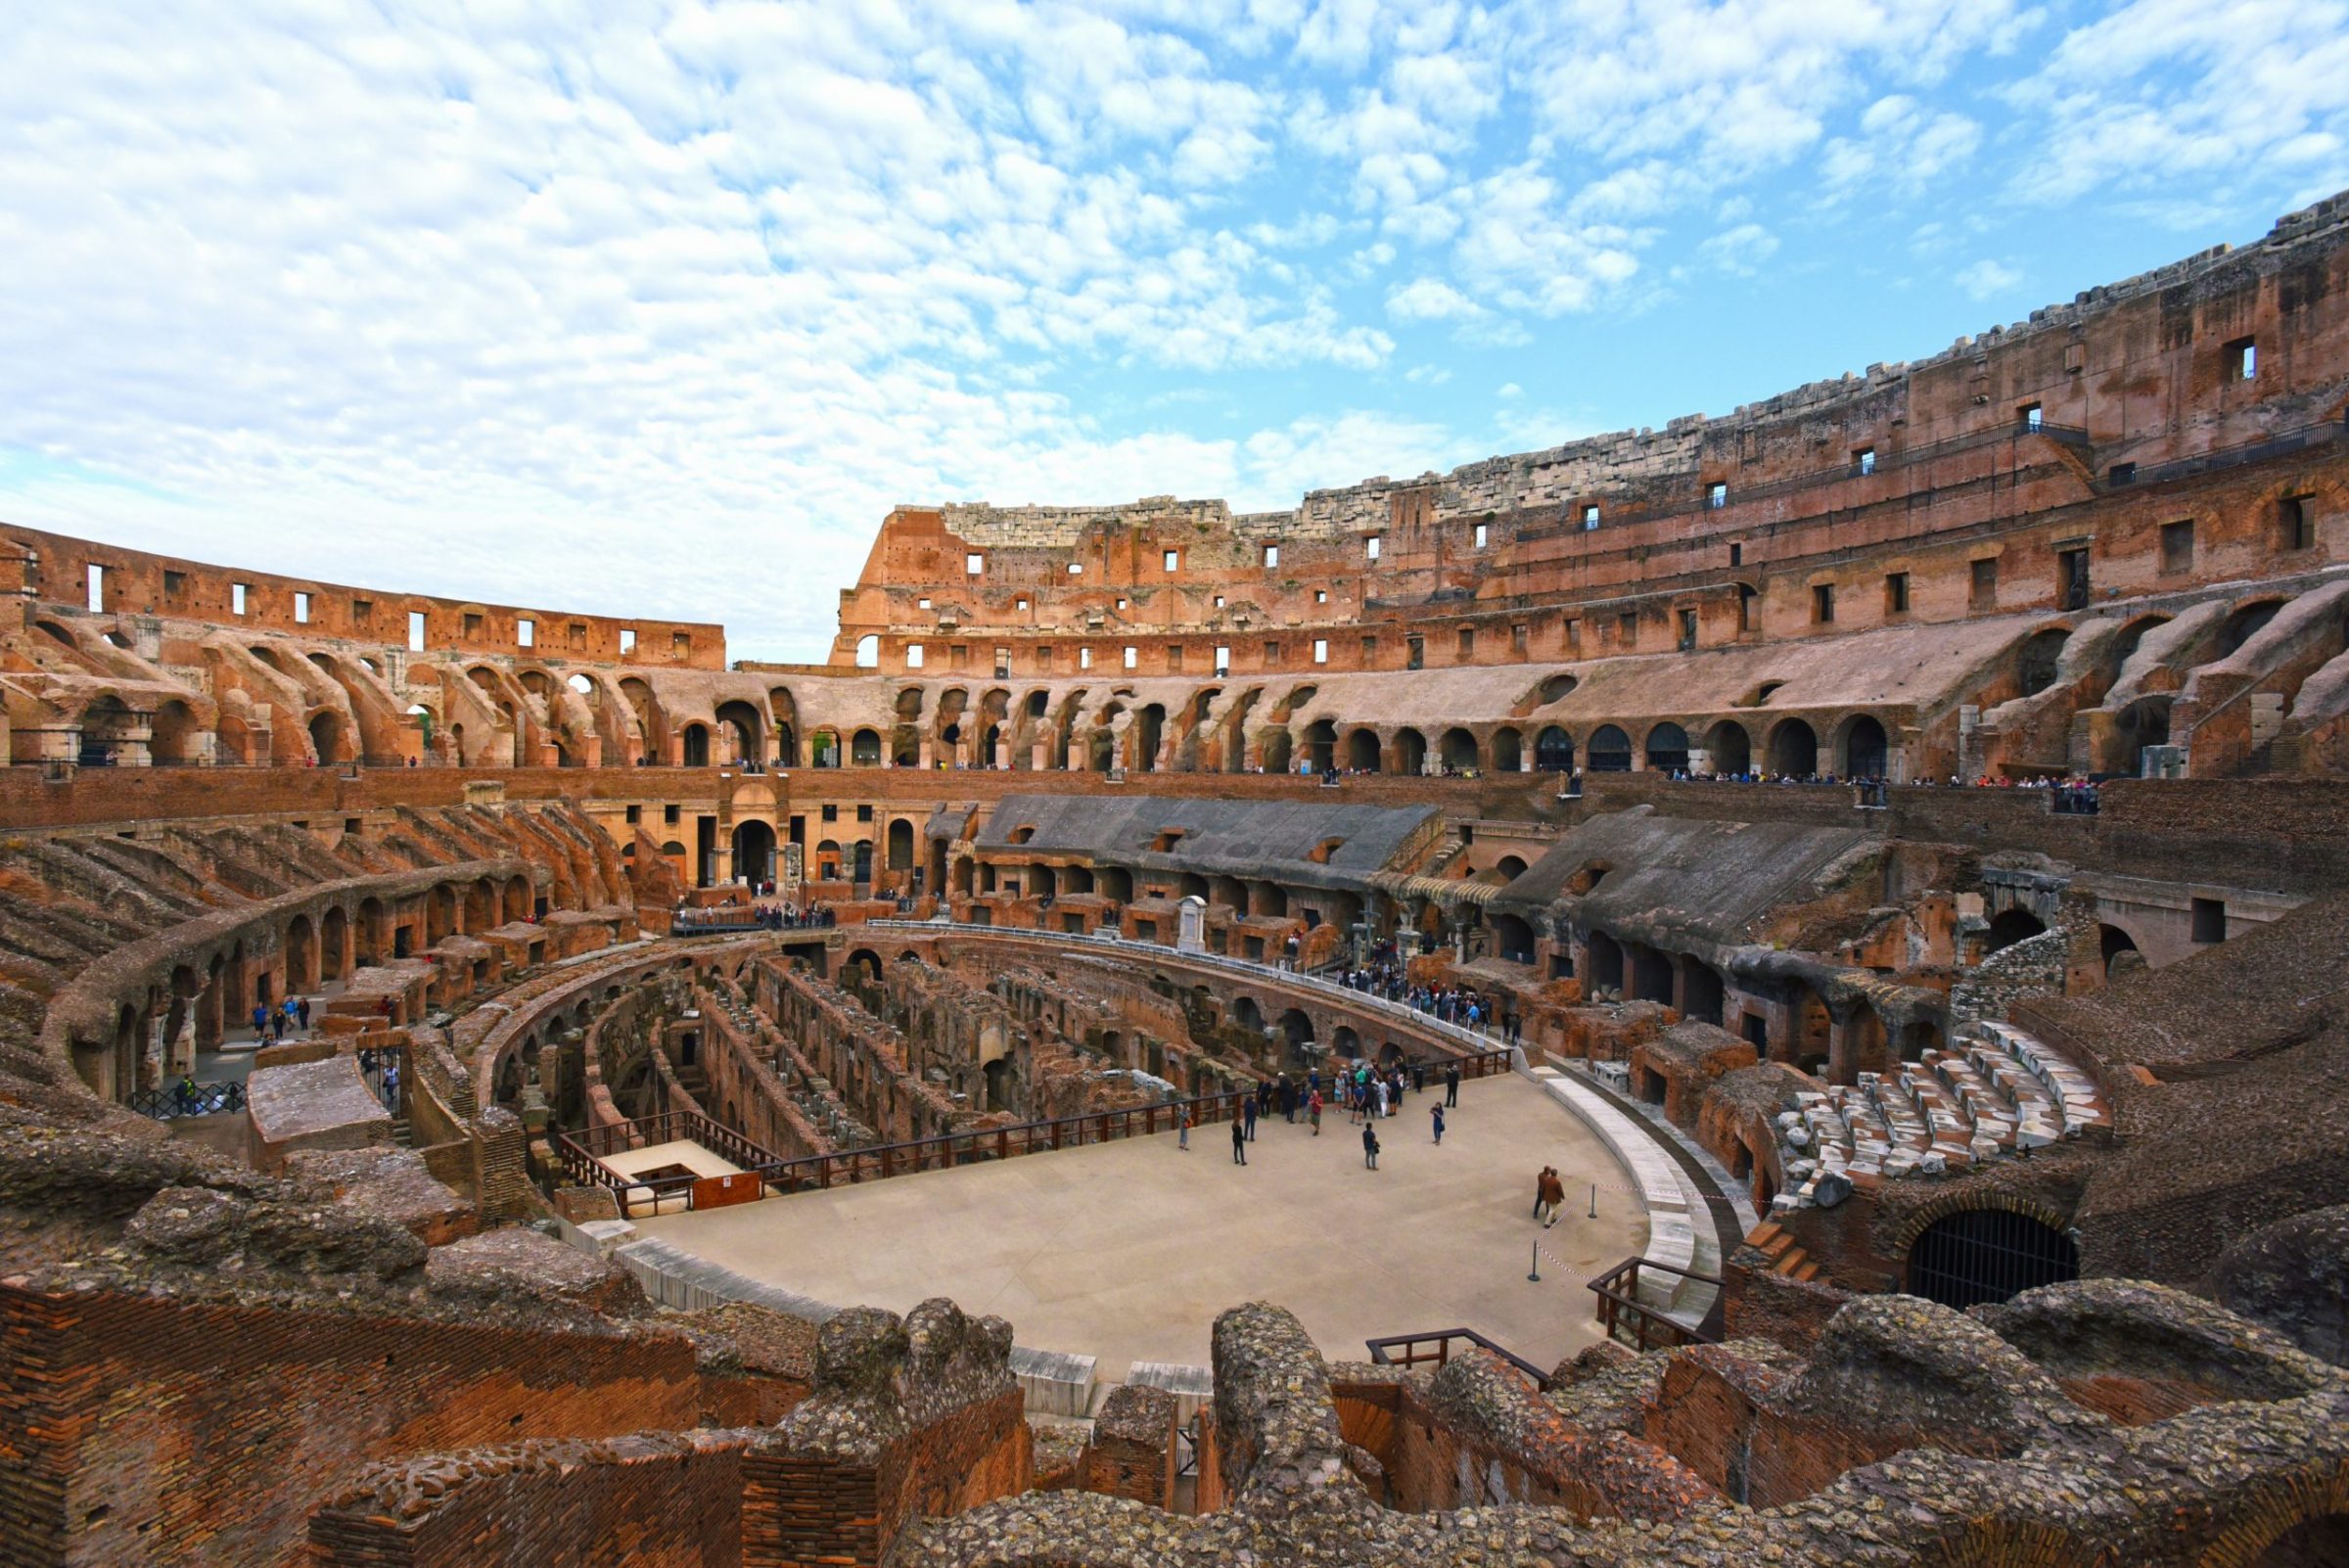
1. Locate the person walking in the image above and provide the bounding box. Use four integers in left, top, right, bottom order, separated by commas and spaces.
1361, 1122, 1380, 1170
1540, 1168, 1567, 1229
297, 996, 312, 1033
1308, 1090, 1322, 1135
1243, 1094, 1259, 1142
251, 1002, 267, 1038
1533, 1165, 1552, 1221
1445, 1064, 1460, 1107
1231, 1116, 1248, 1166
1178, 1105, 1191, 1151
1431, 1104, 1446, 1144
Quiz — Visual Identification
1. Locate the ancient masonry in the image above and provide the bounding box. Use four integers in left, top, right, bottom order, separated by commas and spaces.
1, 194, 2347, 1566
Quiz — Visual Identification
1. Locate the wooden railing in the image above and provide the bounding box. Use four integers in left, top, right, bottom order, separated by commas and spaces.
1587, 1257, 1721, 1352
1364, 1327, 1551, 1389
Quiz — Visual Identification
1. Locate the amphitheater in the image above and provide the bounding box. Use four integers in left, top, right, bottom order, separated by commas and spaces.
4, 192, 2349, 1568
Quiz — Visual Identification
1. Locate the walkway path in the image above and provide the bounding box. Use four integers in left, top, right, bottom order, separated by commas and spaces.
635, 1073, 1645, 1378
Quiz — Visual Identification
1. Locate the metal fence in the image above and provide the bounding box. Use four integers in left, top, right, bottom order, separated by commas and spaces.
126, 1081, 248, 1120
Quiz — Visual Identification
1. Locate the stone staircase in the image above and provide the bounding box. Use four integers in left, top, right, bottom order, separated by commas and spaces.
1773, 1023, 2112, 1212
1740, 1220, 1822, 1285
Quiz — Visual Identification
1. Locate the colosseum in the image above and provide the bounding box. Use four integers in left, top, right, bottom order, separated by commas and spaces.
4, 191, 2348, 1568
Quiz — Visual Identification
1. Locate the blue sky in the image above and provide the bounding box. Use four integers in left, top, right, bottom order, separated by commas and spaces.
3, 1, 2346, 663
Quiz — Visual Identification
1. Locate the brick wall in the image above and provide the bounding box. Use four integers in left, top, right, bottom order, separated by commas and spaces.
0, 1283, 710, 1568
307, 1428, 759, 1568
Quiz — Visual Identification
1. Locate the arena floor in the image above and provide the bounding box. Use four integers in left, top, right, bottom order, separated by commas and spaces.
636, 1073, 1648, 1377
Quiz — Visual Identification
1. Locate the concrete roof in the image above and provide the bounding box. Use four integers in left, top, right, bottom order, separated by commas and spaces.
1496, 808, 1878, 945
975, 792, 1436, 880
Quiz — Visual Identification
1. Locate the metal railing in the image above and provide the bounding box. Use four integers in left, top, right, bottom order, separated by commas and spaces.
1364, 1327, 1551, 1388
1587, 1257, 1722, 1352
126, 1081, 248, 1119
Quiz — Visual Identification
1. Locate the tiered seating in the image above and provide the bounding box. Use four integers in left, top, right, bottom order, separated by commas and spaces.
1772, 1024, 2112, 1212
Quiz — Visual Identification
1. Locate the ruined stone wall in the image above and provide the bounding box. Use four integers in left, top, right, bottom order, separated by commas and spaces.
0, 1283, 708, 1568
308, 1428, 760, 1568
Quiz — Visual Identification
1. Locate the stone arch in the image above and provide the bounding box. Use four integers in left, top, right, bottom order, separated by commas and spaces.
1643, 721, 1689, 772
1900, 1201, 2080, 1310
1704, 719, 1752, 774
681, 722, 712, 767
1230, 994, 1265, 1036
319, 905, 347, 982
887, 818, 915, 872
1490, 913, 1536, 963
2014, 626, 2071, 697
2222, 597, 2287, 656
285, 913, 317, 992
1303, 717, 1337, 773
2115, 696, 2172, 775
732, 819, 777, 885
1438, 727, 1479, 770
150, 699, 203, 765
1587, 724, 1633, 772
1391, 727, 1426, 775
1490, 725, 1523, 770
306, 709, 349, 765
851, 728, 883, 765
1987, 906, 2047, 953
2099, 922, 2143, 978
1767, 717, 1819, 777
1534, 725, 1575, 771
1836, 714, 1889, 779
714, 700, 764, 763
1345, 727, 1381, 771
1261, 728, 1293, 773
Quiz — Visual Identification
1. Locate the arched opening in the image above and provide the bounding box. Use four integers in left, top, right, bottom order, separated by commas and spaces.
1088, 728, 1118, 772
887, 818, 915, 872
1491, 854, 1528, 885
2015, 627, 2070, 697
1905, 1208, 2079, 1310
285, 914, 316, 992
715, 700, 764, 764
1587, 724, 1633, 772
1535, 725, 1575, 772
1586, 930, 1624, 993
1331, 1025, 1359, 1059
852, 841, 873, 884
1099, 867, 1133, 902
1490, 726, 1523, 771
1897, 1018, 1940, 1060
2099, 923, 2143, 979
2247, 1513, 2349, 1567
1304, 718, 1337, 774
2222, 599, 2285, 656
1681, 959, 1725, 1026
1768, 718, 1819, 777
1261, 729, 1293, 773
854, 634, 880, 668
319, 906, 347, 981
1279, 1008, 1314, 1059
730, 820, 776, 886
1838, 715, 1889, 779
682, 723, 712, 767
150, 700, 201, 765
851, 728, 883, 765
1704, 720, 1751, 775
1134, 704, 1165, 771
2116, 696, 2172, 775
1439, 727, 1479, 770
1346, 728, 1382, 771
1643, 721, 1689, 773
1986, 906, 2048, 953
305, 711, 344, 766
1230, 995, 1264, 1036
1491, 914, 1536, 963
1539, 672, 1580, 704
1391, 727, 1426, 775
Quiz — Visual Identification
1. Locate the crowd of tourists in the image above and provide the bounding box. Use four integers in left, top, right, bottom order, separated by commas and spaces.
671, 899, 839, 933
1193, 1053, 1468, 1170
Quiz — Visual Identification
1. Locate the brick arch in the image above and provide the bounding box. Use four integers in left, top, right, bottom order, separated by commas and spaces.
1884, 1188, 2077, 1265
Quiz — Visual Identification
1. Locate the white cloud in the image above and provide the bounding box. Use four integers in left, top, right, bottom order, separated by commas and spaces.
1954, 258, 2023, 299
1699, 221, 1781, 275
1385, 276, 1484, 320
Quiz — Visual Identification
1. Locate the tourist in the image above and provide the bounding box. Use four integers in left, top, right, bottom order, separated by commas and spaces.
250, 1002, 267, 1038
1178, 1105, 1191, 1151
282, 996, 300, 1036
1540, 1169, 1568, 1229
1361, 1123, 1379, 1170
1533, 1165, 1553, 1221
1372, 1076, 1388, 1120
1243, 1093, 1258, 1141
297, 996, 312, 1032
1430, 1103, 1445, 1144
174, 1074, 197, 1115
1230, 1116, 1247, 1166
1444, 1064, 1460, 1107
1277, 1075, 1294, 1123
1308, 1089, 1322, 1135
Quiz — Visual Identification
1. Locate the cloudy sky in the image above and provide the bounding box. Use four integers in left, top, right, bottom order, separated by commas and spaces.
4, 1, 2346, 663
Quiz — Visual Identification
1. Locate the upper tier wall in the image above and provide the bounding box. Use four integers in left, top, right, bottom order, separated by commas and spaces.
3, 524, 726, 669
833, 189, 2349, 665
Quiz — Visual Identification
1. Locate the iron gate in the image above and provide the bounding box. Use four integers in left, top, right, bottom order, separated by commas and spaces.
1906, 1208, 2079, 1311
